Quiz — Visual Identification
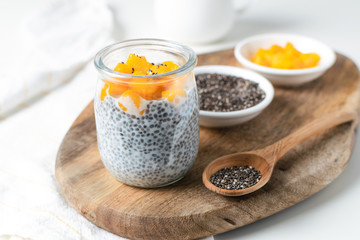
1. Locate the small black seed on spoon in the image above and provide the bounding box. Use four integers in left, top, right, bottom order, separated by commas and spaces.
210, 166, 262, 190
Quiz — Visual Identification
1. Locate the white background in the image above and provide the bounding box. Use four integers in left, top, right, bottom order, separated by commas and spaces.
0, 0, 359, 239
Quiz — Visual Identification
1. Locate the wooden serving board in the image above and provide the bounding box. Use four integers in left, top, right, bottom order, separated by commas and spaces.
56, 49, 360, 240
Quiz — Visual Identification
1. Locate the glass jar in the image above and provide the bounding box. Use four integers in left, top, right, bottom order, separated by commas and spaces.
94, 39, 199, 188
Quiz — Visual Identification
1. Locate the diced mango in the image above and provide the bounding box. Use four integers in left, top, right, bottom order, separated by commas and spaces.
133, 70, 146, 75
148, 61, 179, 75
251, 42, 320, 69
114, 54, 180, 76
126, 53, 153, 74
108, 82, 128, 97
270, 45, 282, 54
100, 83, 109, 101
129, 78, 162, 100
162, 61, 180, 71
162, 89, 187, 102
120, 90, 142, 109
114, 62, 133, 74
284, 42, 301, 57
252, 54, 270, 67
149, 64, 170, 74
301, 53, 321, 68
100, 81, 129, 100
118, 102, 127, 111
108, 54, 185, 103
271, 54, 292, 69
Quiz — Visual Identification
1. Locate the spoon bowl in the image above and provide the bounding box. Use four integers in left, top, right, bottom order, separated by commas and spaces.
203, 153, 272, 196
202, 111, 357, 196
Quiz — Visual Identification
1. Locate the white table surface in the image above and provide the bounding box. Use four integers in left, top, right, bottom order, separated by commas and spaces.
1, 0, 360, 239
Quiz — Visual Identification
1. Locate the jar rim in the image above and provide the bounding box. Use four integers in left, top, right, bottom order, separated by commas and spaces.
94, 38, 197, 81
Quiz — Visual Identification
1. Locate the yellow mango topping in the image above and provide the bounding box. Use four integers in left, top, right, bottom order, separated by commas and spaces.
100, 81, 129, 100
114, 62, 133, 74
118, 102, 127, 111
300, 53, 321, 68
132, 70, 146, 75
149, 61, 180, 75
108, 82, 128, 97
149, 64, 168, 74
100, 53, 185, 105
126, 53, 153, 74
120, 90, 142, 109
129, 78, 162, 100
100, 83, 109, 101
162, 61, 180, 71
162, 89, 187, 103
251, 42, 320, 69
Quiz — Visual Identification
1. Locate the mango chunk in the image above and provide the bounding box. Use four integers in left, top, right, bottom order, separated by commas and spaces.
100, 81, 129, 100
251, 42, 321, 69
162, 89, 187, 103
114, 54, 179, 76
149, 61, 179, 75
162, 61, 180, 71
126, 53, 153, 74
129, 78, 161, 100
114, 62, 133, 74
301, 53, 321, 68
120, 90, 142, 109
118, 102, 127, 111
108, 82, 128, 97
284, 42, 301, 57
269, 45, 282, 54
149, 64, 170, 75
108, 53, 184, 102
133, 70, 146, 75
100, 83, 109, 101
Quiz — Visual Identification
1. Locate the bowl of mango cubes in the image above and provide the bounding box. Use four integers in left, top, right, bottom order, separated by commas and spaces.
234, 33, 336, 86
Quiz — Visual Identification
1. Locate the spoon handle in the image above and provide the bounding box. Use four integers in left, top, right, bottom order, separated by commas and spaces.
261, 111, 358, 163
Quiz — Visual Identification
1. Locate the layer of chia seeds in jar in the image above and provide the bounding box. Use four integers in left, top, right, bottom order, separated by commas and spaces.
94, 87, 199, 188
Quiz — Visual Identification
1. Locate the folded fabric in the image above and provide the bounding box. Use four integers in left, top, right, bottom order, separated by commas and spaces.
0, 0, 113, 116
0, 1, 216, 239
0, 62, 215, 238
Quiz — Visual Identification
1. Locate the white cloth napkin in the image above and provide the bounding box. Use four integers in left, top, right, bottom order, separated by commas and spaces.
0, 0, 113, 116
0, 62, 126, 240
0, 0, 216, 239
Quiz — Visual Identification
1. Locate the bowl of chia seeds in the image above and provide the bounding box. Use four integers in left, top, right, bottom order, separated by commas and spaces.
195, 65, 274, 127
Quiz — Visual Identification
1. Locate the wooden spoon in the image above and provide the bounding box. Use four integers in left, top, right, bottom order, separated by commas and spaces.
202, 111, 358, 196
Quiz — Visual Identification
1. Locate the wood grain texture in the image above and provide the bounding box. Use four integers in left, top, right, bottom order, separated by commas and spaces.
56, 50, 360, 240
202, 111, 358, 197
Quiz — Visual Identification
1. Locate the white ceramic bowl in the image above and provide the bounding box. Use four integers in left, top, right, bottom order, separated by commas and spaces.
195, 65, 274, 128
234, 33, 336, 86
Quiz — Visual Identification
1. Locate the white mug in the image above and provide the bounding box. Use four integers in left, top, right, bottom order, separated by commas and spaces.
153, 0, 252, 44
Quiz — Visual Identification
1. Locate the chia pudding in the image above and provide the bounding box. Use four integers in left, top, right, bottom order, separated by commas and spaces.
94, 87, 199, 188
93, 40, 199, 188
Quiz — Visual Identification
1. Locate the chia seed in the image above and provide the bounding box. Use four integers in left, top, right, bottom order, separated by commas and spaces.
195, 73, 265, 112
210, 166, 262, 190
